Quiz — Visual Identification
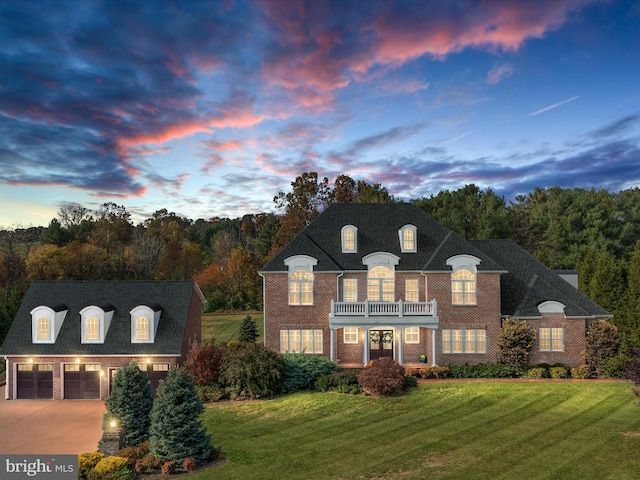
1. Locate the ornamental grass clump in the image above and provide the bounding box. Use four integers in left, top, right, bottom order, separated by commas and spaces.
357, 358, 406, 396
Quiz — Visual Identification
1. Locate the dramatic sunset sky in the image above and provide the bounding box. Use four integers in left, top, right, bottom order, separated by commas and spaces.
1, 0, 639, 227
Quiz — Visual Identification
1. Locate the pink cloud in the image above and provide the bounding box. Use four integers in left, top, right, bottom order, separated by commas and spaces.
201, 139, 243, 151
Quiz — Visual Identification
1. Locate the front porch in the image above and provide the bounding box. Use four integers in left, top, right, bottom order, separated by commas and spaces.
328, 300, 439, 366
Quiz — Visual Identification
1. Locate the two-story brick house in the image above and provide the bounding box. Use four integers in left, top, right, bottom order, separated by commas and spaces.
260, 203, 610, 367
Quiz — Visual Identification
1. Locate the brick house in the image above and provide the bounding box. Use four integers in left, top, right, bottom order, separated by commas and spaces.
1, 280, 204, 400
260, 203, 610, 367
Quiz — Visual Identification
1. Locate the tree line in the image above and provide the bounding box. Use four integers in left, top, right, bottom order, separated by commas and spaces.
1, 172, 640, 351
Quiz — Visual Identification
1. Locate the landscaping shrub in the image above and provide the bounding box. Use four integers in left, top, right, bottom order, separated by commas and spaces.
315, 370, 362, 394
498, 318, 536, 369
404, 374, 418, 389
585, 320, 620, 376
549, 366, 569, 379
447, 363, 516, 378
282, 353, 338, 393
134, 454, 162, 474
161, 461, 177, 475
526, 367, 549, 378
417, 366, 451, 379
625, 349, 640, 384
105, 362, 154, 447
89, 456, 133, 480
196, 384, 226, 403
601, 352, 630, 379
357, 358, 406, 396
150, 368, 213, 464
571, 365, 592, 379
184, 338, 225, 386
115, 441, 150, 469
79, 452, 104, 480
183, 457, 198, 472
219, 342, 285, 399
238, 315, 259, 343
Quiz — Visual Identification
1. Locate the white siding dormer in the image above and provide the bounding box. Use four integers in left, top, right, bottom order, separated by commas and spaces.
31, 305, 67, 343
131, 304, 162, 343
341, 225, 358, 253
399, 225, 417, 253
80, 304, 115, 344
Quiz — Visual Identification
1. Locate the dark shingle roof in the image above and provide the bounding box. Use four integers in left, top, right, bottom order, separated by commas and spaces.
1, 280, 202, 357
262, 203, 503, 272
472, 240, 610, 318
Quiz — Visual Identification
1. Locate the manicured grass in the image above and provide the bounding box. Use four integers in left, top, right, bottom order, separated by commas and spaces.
194, 381, 640, 479
201, 312, 263, 344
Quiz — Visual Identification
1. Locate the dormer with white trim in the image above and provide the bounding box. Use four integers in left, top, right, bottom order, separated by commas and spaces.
31, 304, 67, 343
131, 303, 162, 343
399, 224, 417, 252
341, 225, 358, 253
537, 301, 566, 315
80, 303, 115, 344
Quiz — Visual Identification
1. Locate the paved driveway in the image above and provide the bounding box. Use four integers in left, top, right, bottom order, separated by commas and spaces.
0, 394, 105, 454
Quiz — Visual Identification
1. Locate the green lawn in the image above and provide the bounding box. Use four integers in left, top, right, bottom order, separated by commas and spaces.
201, 312, 264, 344
193, 381, 640, 480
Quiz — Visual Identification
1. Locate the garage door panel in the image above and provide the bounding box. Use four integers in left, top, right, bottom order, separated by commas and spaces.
16, 365, 53, 399
64, 365, 100, 399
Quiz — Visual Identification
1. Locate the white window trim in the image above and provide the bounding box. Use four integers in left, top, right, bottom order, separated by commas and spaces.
405, 279, 419, 302
447, 255, 481, 306
280, 329, 324, 354
284, 255, 318, 306
30, 306, 67, 344
130, 305, 161, 343
442, 329, 486, 354
343, 278, 358, 302
399, 225, 417, 253
80, 305, 114, 344
344, 327, 359, 344
404, 326, 420, 344
341, 225, 358, 253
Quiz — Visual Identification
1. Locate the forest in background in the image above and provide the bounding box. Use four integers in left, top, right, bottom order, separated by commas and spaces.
2, 172, 640, 352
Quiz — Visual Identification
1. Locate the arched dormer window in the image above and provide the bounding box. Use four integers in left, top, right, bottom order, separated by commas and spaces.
341, 225, 358, 253
399, 225, 417, 253
284, 255, 318, 306
31, 305, 67, 344
446, 255, 481, 306
80, 304, 115, 344
131, 303, 162, 343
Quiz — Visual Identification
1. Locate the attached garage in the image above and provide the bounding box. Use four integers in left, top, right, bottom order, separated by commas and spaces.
64, 364, 100, 399
16, 364, 53, 399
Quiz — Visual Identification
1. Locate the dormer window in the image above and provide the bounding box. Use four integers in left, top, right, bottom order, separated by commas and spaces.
399, 225, 417, 252
31, 305, 67, 344
81, 304, 115, 344
131, 303, 162, 343
341, 225, 358, 253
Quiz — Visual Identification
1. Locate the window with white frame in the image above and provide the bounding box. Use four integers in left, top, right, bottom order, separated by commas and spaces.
341, 225, 357, 253
289, 270, 314, 305
451, 269, 476, 305
404, 326, 420, 344
344, 327, 359, 344
31, 305, 67, 344
280, 329, 323, 353
136, 317, 150, 340
343, 279, 357, 302
81, 305, 114, 343
539, 327, 564, 351
442, 329, 486, 353
36, 317, 50, 341
399, 225, 417, 252
368, 266, 394, 302
405, 279, 418, 302
85, 317, 100, 341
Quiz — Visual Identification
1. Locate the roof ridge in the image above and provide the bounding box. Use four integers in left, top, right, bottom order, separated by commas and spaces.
422, 230, 453, 270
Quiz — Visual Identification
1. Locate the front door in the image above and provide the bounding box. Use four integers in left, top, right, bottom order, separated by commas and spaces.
369, 329, 394, 361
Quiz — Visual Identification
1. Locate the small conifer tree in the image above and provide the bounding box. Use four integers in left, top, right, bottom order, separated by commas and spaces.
498, 318, 536, 369
238, 315, 259, 343
149, 368, 212, 464
105, 361, 155, 446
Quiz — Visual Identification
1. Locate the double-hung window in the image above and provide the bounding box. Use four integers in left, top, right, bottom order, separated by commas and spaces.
539, 327, 564, 351
451, 269, 476, 305
280, 329, 323, 353
405, 279, 418, 302
289, 270, 313, 305
404, 326, 420, 344
442, 329, 486, 353
343, 279, 357, 302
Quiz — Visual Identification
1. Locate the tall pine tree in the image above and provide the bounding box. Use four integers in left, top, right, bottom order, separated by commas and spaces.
238, 315, 258, 343
150, 368, 212, 464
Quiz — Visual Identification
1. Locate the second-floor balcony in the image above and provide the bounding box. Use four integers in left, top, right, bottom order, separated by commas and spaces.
329, 300, 438, 328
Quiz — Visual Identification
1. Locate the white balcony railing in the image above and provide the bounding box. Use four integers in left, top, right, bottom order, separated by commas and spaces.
331, 300, 436, 317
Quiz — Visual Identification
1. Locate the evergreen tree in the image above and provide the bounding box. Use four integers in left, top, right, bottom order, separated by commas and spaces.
150, 368, 212, 464
498, 318, 536, 369
238, 315, 258, 343
105, 362, 154, 446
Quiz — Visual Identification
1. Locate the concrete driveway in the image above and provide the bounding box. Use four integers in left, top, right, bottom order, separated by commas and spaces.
0, 395, 105, 454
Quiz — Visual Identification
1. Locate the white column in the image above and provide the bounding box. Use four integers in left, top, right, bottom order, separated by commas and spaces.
363, 328, 369, 365
330, 328, 335, 361
397, 327, 404, 365
431, 329, 437, 366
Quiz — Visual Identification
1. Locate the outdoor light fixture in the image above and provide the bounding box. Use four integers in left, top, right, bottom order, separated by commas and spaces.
28, 358, 34, 364
75, 358, 81, 363
145, 357, 151, 363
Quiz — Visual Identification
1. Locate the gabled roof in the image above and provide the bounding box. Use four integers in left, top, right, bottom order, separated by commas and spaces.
1, 280, 204, 357
472, 240, 610, 318
261, 203, 503, 272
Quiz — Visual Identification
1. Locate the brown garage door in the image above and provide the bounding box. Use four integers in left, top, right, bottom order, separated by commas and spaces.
64, 364, 100, 399
16, 364, 53, 399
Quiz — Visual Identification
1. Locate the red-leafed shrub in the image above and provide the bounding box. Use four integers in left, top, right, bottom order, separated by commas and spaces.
357, 358, 406, 396
161, 461, 176, 475
183, 458, 197, 472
